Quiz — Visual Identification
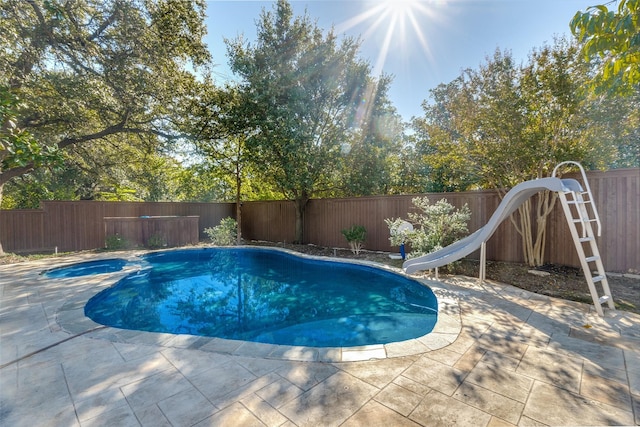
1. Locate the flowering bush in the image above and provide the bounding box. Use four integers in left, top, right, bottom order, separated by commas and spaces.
204, 217, 237, 246
386, 197, 471, 258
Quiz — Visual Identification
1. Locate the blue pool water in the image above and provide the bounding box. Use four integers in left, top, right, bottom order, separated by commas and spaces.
44, 259, 127, 278
84, 248, 438, 347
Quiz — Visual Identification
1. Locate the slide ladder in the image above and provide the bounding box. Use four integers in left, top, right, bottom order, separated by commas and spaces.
553, 161, 614, 316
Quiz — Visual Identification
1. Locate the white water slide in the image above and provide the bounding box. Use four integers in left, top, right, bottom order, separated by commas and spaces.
402, 177, 579, 274
403, 165, 615, 316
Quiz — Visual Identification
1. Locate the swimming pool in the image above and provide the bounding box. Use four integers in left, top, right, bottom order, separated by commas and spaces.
84, 248, 438, 347
44, 258, 127, 278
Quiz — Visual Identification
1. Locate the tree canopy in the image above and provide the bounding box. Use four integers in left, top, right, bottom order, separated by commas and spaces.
225, 0, 393, 242
0, 0, 210, 206
411, 40, 625, 266
571, 0, 640, 94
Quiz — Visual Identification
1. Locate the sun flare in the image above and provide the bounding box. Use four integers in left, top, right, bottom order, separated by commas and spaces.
336, 0, 442, 76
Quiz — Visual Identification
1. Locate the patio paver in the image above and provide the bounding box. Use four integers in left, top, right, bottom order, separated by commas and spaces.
1, 252, 640, 426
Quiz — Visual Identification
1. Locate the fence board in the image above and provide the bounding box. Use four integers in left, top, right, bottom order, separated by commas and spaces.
0, 210, 46, 252
241, 201, 297, 243
104, 216, 199, 248
544, 168, 639, 272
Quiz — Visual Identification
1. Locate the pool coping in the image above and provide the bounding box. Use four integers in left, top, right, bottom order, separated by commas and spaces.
53, 246, 461, 363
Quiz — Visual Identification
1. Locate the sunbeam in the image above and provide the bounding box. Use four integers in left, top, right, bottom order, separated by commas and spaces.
335, 0, 447, 77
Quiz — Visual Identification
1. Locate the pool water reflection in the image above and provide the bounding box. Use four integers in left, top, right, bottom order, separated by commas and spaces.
84, 248, 438, 347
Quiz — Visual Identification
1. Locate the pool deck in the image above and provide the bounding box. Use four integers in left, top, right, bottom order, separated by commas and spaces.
1, 252, 639, 426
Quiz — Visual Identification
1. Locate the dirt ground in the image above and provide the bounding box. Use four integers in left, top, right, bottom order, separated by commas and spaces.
2, 241, 639, 314
251, 241, 640, 315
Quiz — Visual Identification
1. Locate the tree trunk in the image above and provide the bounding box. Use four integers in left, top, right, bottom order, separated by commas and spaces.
516, 200, 538, 266
510, 190, 558, 267
235, 172, 242, 245
294, 196, 309, 244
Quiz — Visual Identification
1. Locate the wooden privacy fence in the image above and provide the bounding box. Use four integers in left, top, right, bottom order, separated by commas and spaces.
242, 190, 522, 261
104, 216, 200, 248
0, 168, 638, 272
0, 201, 234, 253
544, 168, 639, 272
242, 168, 639, 273
0, 209, 46, 252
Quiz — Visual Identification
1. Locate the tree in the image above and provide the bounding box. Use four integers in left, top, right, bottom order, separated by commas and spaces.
0, 0, 208, 201
385, 143, 428, 195
1, 86, 61, 209
226, 0, 380, 243
412, 76, 482, 192
172, 163, 232, 203
181, 82, 258, 244
0, 0, 209, 254
571, 0, 640, 94
1, 100, 191, 207
604, 90, 640, 168
412, 42, 616, 266
337, 76, 405, 197
514, 41, 609, 265
569, 0, 640, 167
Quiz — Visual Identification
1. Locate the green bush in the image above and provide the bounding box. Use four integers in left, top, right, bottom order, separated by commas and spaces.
204, 217, 237, 246
341, 225, 366, 254
146, 232, 167, 249
386, 197, 471, 258
105, 234, 130, 250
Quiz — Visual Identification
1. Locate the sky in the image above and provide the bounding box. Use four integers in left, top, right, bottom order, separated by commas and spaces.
204, 0, 598, 121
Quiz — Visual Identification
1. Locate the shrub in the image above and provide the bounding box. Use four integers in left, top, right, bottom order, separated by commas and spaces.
105, 234, 130, 250
386, 197, 471, 258
146, 232, 167, 249
341, 225, 366, 255
385, 218, 413, 247
408, 197, 471, 257
204, 217, 237, 246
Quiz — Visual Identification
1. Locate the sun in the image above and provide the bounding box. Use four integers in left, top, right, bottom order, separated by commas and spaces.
335, 0, 440, 76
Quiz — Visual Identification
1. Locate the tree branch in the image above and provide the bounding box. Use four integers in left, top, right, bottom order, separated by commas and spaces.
88, 6, 120, 41
10, 0, 50, 89
0, 164, 35, 186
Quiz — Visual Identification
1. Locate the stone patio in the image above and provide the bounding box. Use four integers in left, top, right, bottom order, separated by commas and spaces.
1, 252, 639, 426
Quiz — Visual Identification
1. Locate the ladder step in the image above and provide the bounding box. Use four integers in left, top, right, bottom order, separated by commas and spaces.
591, 275, 605, 283
572, 218, 598, 223
579, 237, 594, 243
585, 256, 600, 263
566, 200, 591, 205
598, 295, 610, 304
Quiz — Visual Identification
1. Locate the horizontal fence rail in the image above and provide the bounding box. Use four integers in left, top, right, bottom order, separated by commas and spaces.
1, 168, 638, 272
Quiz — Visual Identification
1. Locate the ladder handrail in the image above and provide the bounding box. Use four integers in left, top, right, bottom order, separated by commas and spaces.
552, 161, 602, 236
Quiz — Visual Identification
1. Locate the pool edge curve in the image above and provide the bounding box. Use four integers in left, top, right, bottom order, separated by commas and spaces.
54, 246, 461, 362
